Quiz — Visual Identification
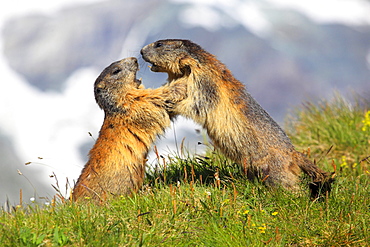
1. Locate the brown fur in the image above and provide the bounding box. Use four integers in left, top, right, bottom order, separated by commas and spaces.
72, 57, 186, 202
141, 39, 334, 197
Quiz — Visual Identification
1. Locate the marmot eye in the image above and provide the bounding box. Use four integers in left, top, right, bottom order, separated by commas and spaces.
112, 68, 121, 75
155, 42, 163, 48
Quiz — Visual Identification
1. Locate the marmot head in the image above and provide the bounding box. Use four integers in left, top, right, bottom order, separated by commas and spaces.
140, 39, 206, 80
94, 57, 142, 113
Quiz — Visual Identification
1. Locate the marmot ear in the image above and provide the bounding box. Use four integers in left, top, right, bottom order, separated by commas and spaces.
179, 56, 198, 67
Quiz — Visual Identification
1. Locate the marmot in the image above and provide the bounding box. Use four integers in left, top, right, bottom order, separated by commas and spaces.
72, 57, 186, 202
141, 39, 333, 197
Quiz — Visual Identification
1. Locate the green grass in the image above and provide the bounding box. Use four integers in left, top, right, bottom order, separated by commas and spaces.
285, 92, 370, 175
1, 93, 369, 246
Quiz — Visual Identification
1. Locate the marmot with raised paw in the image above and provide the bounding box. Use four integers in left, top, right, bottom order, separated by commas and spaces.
72, 57, 186, 202
141, 39, 333, 198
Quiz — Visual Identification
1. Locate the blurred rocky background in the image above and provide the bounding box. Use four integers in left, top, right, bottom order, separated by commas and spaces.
1, 0, 370, 205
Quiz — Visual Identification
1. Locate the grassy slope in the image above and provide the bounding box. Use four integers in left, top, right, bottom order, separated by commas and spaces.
1, 94, 369, 246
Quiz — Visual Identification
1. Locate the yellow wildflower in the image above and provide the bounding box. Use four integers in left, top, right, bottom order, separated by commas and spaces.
362, 110, 370, 131
340, 156, 348, 168
258, 224, 267, 233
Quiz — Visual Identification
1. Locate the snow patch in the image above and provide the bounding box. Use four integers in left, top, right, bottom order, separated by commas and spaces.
173, 0, 370, 37
267, 0, 370, 25
0, 63, 101, 178
173, 0, 271, 37
233, 1, 271, 37
179, 5, 223, 32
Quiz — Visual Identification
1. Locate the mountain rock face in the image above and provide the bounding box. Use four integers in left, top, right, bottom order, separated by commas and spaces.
1, 0, 370, 204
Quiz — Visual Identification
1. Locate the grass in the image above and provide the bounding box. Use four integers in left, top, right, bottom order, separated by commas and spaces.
285, 92, 370, 175
0, 92, 369, 246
